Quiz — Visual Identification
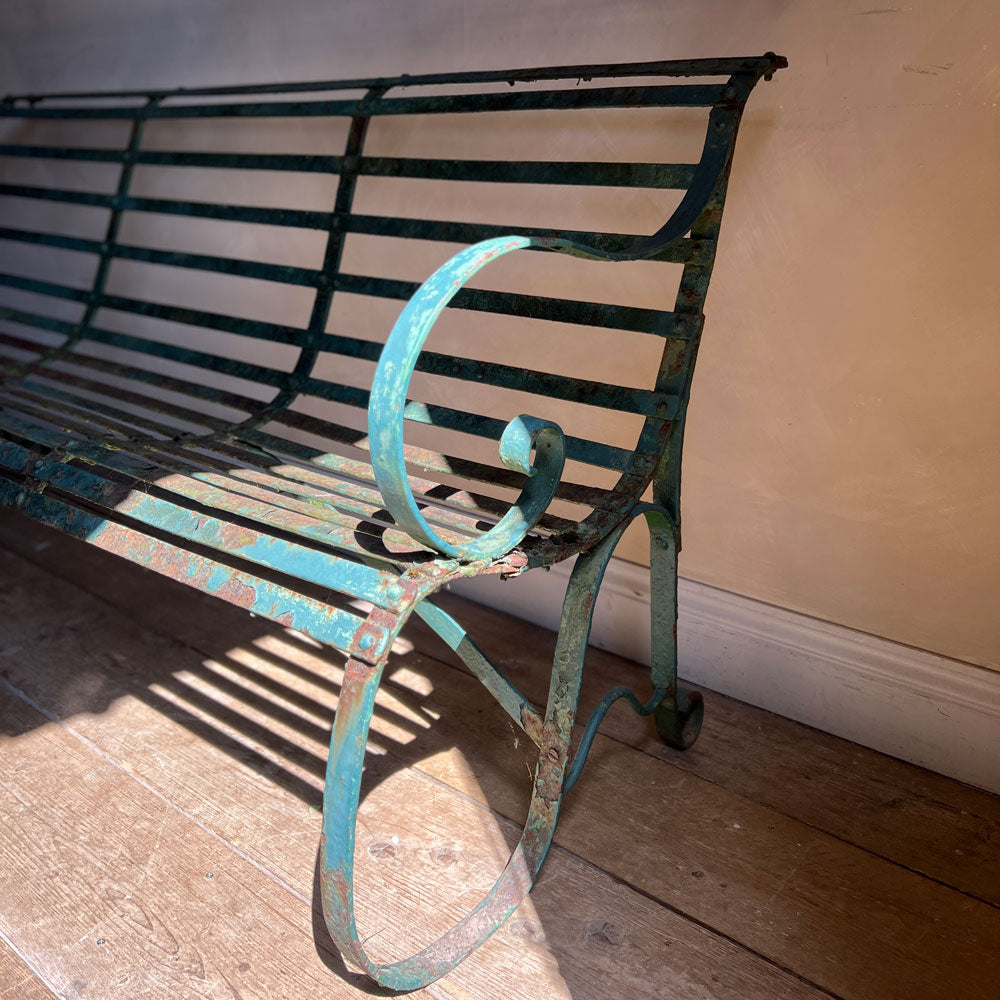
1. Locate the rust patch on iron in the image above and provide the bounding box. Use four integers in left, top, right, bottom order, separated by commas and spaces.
215, 577, 257, 609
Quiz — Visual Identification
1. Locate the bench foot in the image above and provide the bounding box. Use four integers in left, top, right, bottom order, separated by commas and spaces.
654, 686, 704, 751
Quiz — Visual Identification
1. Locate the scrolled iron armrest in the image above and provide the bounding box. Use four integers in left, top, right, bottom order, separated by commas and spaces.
366, 111, 738, 562
368, 236, 570, 560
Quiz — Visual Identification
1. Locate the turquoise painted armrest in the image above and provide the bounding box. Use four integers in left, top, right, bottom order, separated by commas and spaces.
367, 236, 568, 561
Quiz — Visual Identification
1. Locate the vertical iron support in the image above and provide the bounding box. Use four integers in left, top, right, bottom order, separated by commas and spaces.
235, 86, 387, 430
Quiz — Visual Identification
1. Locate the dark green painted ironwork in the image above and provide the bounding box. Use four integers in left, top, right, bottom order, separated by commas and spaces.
0, 52, 786, 989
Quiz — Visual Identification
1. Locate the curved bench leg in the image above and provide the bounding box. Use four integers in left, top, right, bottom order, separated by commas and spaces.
318, 505, 701, 988
319, 554, 599, 990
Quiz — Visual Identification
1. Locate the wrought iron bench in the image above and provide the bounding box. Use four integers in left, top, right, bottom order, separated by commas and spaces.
0, 54, 785, 989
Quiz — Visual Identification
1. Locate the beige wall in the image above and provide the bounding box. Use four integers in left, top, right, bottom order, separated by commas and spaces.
1, 1, 997, 669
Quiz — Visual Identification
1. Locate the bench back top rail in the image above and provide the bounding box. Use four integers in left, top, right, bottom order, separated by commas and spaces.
0, 55, 785, 561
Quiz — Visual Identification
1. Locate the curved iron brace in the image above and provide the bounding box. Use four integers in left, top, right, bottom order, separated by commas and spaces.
319, 501, 701, 989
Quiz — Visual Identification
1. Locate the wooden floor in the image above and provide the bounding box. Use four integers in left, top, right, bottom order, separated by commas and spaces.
0, 509, 997, 1000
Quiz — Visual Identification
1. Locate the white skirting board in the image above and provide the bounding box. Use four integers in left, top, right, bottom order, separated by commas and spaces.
450, 558, 1000, 795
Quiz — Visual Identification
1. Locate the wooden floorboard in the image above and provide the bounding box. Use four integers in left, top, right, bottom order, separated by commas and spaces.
1, 510, 998, 999
0, 937, 57, 1000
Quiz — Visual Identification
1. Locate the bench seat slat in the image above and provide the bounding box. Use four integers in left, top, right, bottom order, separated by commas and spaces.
238, 420, 613, 511
53, 350, 265, 414
0, 373, 531, 542
0, 403, 480, 567
0, 433, 416, 610
6, 377, 217, 440
2, 376, 508, 542
0, 344, 606, 518
16, 365, 231, 432
2, 326, 650, 472
0, 334, 266, 417
0, 474, 391, 659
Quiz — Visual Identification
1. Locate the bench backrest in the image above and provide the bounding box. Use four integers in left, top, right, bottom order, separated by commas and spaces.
0, 56, 784, 553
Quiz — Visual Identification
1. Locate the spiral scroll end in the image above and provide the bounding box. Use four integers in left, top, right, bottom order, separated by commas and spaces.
498, 414, 566, 479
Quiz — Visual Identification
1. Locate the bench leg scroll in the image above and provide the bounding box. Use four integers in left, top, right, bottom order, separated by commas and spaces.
319, 634, 583, 990
319, 502, 701, 989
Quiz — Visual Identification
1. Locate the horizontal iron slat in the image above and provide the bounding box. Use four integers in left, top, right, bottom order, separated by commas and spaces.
7, 379, 196, 441
6, 440, 414, 609
237, 422, 612, 509
315, 331, 676, 417
0, 188, 708, 264
97, 292, 308, 345
0, 146, 341, 174
236, 417, 578, 533
334, 272, 696, 337
108, 242, 320, 286
0, 225, 100, 256
297, 379, 641, 471
0, 182, 113, 207
78, 326, 293, 387
18, 366, 229, 434
42, 351, 266, 414
0, 385, 136, 441
134, 149, 342, 172
0, 84, 728, 120
342, 215, 710, 265
120, 195, 331, 229
357, 157, 697, 189
5, 55, 785, 102
0, 270, 90, 302
0, 305, 76, 337
215, 463, 528, 539
0, 331, 51, 355
0, 143, 124, 162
